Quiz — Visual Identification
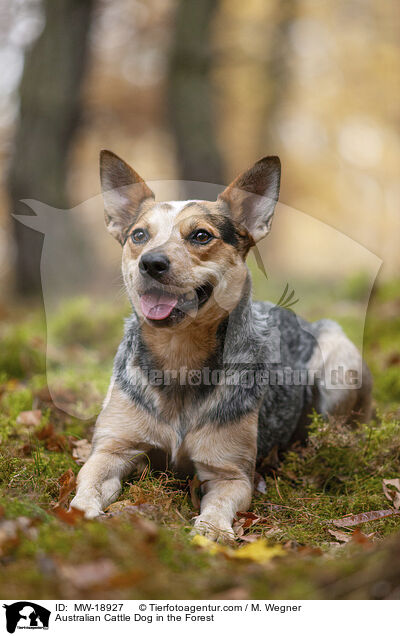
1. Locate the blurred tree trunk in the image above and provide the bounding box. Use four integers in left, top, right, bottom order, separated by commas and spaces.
167, 0, 223, 190
8, 0, 94, 296
262, 0, 299, 153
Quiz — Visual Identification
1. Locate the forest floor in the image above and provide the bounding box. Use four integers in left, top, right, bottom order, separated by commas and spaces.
0, 275, 399, 599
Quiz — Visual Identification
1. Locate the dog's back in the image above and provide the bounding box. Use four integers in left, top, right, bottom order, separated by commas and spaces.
252, 300, 372, 458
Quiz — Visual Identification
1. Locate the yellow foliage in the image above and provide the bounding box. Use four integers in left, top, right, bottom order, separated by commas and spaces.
191, 534, 284, 563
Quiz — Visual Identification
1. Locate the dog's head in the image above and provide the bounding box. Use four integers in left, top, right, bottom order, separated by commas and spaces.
100, 150, 280, 328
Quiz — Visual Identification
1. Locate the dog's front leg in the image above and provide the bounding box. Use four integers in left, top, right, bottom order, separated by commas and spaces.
70, 441, 147, 519
187, 414, 257, 542
194, 464, 253, 542
70, 382, 152, 518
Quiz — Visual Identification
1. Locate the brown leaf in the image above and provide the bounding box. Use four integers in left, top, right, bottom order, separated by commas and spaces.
58, 469, 76, 507
331, 509, 400, 527
382, 478, 400, 510
189, 474, 201, 511
351, 528, 374, 546
328, 528, 352, 543
235, 511, 270, 528
35, 422, 54, 440
71, 438, 92, 465
16, 409, 42, 427
46, 434, 67, 452
53, 506, 85, 525
232, 521, 244, 537
35, 422, 67, 451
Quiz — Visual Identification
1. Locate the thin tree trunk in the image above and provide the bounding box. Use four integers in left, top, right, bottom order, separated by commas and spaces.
261, 0, 299, 153
8, 0, 94, 296
167, 0, 223, 190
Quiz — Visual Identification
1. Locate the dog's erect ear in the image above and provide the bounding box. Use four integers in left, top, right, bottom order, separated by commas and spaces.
218, 156, 281, 243
100, 149, 155, 244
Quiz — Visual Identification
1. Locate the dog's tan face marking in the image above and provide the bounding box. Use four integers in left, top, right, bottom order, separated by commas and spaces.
100, 150, 281, 366
120, 199, 250, 329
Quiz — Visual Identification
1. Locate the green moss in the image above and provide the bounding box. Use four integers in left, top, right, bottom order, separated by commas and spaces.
49, 296, 127, 353
0, 324, 45, 378
0, 282, 400, 599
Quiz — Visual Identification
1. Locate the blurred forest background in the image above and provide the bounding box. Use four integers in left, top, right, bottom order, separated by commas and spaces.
0, 0, 398, 301
1, 0, 400, 601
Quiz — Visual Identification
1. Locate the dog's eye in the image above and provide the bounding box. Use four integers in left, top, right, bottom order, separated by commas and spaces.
130, 228, 148, 244
191, 229, 213, 245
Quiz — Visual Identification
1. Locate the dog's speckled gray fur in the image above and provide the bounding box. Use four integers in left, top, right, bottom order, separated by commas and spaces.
113, 270, 334, 461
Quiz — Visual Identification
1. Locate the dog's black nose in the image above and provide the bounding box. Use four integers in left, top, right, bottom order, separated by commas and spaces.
139, 252, 170, 279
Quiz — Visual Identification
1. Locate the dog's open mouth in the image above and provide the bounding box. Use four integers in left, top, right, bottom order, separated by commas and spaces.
139, 282, 213, 323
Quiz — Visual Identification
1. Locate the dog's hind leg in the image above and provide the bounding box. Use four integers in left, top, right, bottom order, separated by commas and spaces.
307, 319, 372, 423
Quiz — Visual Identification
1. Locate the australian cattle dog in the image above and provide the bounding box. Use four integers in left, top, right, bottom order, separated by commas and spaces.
71, 150, 372, 540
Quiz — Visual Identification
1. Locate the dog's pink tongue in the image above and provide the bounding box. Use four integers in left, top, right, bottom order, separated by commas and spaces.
140, 292, 178, 320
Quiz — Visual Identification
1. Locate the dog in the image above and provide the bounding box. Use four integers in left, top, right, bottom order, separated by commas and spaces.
70, 150, 372, 540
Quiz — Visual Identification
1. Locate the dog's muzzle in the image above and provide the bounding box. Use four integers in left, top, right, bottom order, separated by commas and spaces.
139, 282, 214, 324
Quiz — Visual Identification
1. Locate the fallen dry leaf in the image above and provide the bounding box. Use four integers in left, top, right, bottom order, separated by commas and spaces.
58, 469, 76, 507
16, 409, 42, 427
192, 535, 284, 563
230, 539, 284, 563
331, 509, 400, 527
35, 422, 67, 451
71, 438, 91, 465
235, 511, 270, 529
351, 528, 374, 546
382, 478, 400, 510
53, 506, 85, 525
46, 435, 67, 452
232, 521, 244, 538
328, 528, 352, 543
35, 422, 55, 440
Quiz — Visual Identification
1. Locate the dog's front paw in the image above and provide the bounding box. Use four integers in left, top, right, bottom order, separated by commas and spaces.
69, 495, 103, 520
193, 513, 235, 543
